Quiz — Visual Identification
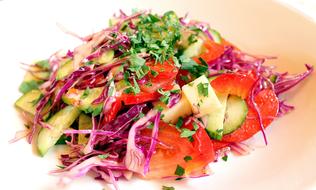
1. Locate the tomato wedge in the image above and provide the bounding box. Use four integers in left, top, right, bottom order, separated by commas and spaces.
121, 91, 161, 105
102, 98, 122, 124
221, 89, 278, 142
140, 60, 179, 93
193, 38, 225, 63
210, 73, 279, 143
142, 120, 214, 179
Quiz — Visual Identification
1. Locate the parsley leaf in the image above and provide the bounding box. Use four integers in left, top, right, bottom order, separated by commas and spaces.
188, 33, 198, 45
184, 155, 192, 162
147, 122, 154, 129
98, 153, 110, 159
222, 155, 228, 162
124, 77, 140, 95
155, 105, 164, 112
180, 75, 189, 82
180, 128, 196, 138
132, 77, 140, 94
179, 55, 208, 77
175, 117, 183, 129
150, 70, 159, 77
209, 128, 223, 140
129, 11, 181, 63
193, 122, 199, 130
56, 165, 65, 169
197, 83, 209, 97
162, 186, 175, 190
128, 54, 149, 79
158, 88, 171, 104
174, 165, 185, 176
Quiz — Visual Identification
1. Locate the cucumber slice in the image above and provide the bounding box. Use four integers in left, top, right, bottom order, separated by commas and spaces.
78, 114, 92, 145
96, 50, 114, 64
62, 87, 103, 113
206, 93, 228, 140
223, 95, 248, 135
56, 59, 73, 80
183, 38, 204, 58
37, 106, 80, 156
15, 90, 48, 116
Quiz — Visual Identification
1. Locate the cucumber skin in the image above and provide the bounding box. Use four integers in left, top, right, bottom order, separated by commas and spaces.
37, 106, 80, 156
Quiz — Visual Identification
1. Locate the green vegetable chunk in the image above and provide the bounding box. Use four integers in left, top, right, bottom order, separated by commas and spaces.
37, 106, 80, 156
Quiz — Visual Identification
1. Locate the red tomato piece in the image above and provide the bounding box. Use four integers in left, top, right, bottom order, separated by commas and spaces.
212, 141, 230, 151
211, 73, 256, 99
140, 60, 179, 93
102, 98, 122, 124
210, 73, 279, 143
142, 121, 215, 179
194, 38, 225, 63
121, 91, 161, 105
221, 89, 279, 143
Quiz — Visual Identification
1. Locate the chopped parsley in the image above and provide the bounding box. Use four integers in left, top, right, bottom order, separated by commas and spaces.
193, 122, 199, 130
147, 122, 154, 129
180, 128, 196, 138
150, 70, 159, 77
180, 75, 189, 82
98, 153, 110, 159
209, 128, 223, 140
162, 186, 175, 190
174, 165, 185, 176
179, 55, 208, 77
184, 155, 192, 162
155, 105, 164, 112
158, 88, 171, 104
128, 54, 149, 79
86, 105, 103, 116
197, 82, 209, 97
170, 89, 180, 94
84, 61, 94, 66
188, 33, 198, 45
175, 117, 183, 129
132, 77, 140, 94
222, 155, 228, 162
128, 11, 181, 63
56, 165, 65, 169
124, 77, 140, 94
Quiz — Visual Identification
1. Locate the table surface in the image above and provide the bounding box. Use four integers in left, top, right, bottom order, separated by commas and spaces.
278, 0, 316, 21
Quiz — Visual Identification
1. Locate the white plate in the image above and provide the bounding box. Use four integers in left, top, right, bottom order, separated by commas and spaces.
0, 0, 315, 190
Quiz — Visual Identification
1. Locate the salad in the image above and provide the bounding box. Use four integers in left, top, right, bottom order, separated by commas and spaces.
14, 10, 313, 189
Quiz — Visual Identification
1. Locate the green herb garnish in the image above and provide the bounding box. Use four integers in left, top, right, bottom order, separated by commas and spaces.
174, 165, 185, 176
184, 155, 192, 162
197, 82, 209, 97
